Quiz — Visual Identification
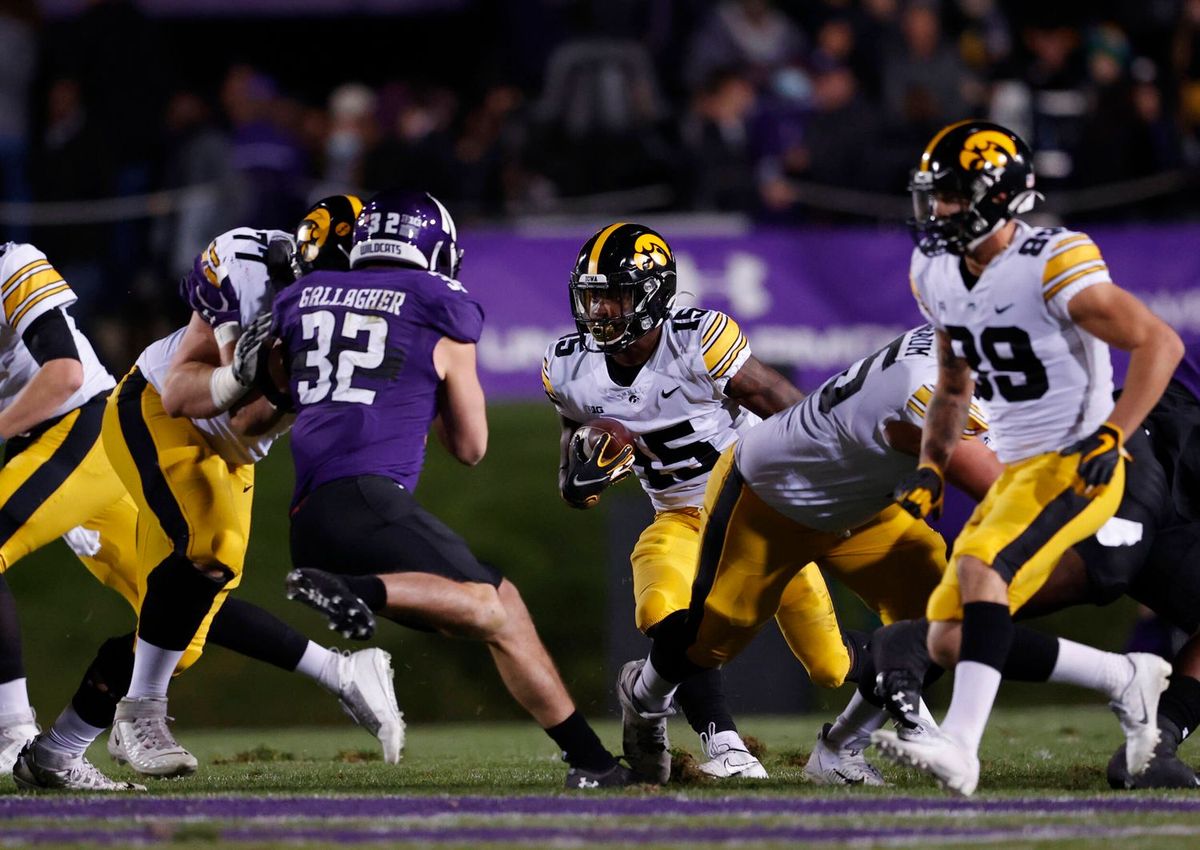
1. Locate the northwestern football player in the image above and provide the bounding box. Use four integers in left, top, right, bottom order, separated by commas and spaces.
277, 190, 633, 788
873, 120, 1182, 794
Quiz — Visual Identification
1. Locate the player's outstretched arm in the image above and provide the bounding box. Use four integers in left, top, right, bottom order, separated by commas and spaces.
724, 355, 805, 417
1068, 283, 1183, 437
432, 337, 487, 466
0, 310, 83, 439
920, 330, 975, 471
162, 313, 234, 418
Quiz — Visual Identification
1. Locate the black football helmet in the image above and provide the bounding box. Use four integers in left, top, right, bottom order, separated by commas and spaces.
908, 120, 1041, 257
569, 222, 677, 353
293, 194, 364, 275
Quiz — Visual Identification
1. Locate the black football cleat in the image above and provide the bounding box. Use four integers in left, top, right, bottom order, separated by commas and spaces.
1108, 742, 1200, 789
564, 761, 637, 789
286, 569, 376, 641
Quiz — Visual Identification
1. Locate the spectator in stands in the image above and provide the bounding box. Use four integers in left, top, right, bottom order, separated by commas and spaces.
680, 67, 760, 212
324, 83, 377, 188
685, 0, 807, 91
881, 1, 974, 130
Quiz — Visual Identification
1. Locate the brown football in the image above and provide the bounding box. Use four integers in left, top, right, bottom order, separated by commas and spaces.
574, 417, 635, 461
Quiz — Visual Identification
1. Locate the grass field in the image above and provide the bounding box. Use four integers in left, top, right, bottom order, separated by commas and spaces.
4, 707, 1200, 848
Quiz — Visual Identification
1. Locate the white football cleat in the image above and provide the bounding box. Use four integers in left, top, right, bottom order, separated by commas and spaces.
328, 648, 404, 764
698, 725, 768, 779
615, 659, 674, 784
872, 726, 979, 796
14, 739, 145, 792
109, 697, 198, 778
1111, 652, 1171, 777
0, 709, 39, 775
804, 723, 884, 786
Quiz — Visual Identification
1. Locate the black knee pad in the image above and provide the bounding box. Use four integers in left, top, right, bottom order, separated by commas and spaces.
139, 552, 231, 651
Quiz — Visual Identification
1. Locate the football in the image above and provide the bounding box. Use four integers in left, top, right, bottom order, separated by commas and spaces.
574, 417, 635, 461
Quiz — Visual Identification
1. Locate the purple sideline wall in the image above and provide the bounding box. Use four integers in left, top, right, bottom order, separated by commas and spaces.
468, 223, 1200, 402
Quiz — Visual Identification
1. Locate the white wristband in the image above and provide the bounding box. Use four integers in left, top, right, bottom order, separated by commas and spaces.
210, 364, 248, 411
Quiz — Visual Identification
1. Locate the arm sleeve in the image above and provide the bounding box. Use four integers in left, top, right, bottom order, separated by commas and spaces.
699, 310, 751, 392
541, 354, 564, 409
1041, 232, 1112, 320
1, 246, 77, 337
21, 308, 80, 365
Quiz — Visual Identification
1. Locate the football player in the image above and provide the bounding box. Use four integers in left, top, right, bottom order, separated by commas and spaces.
276, 190, 633, 789
14, 197, 403, 791
871, 120, 1183, 795
860, 341, 1200, 789
543, 221, 860, 782
615, 322, 1003, 785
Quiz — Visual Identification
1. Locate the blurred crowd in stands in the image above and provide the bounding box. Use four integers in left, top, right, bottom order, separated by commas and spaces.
0, 0, 1198, 365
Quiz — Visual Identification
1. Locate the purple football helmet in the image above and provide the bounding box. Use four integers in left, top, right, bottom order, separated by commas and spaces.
349, 190, 463, 278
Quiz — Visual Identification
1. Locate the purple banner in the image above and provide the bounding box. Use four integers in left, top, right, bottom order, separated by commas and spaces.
468, 223, 1200, 399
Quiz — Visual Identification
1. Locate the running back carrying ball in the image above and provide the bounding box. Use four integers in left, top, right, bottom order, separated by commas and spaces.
562, 418, 636, 509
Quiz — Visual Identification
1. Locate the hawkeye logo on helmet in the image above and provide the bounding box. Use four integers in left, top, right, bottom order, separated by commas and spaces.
959, 130, 1017, 172
633, 233, 671, 270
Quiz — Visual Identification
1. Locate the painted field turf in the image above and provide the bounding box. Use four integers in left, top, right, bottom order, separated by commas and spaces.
3, 707, 1200, 848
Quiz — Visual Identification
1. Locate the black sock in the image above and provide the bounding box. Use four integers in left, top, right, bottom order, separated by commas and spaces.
1002, 626, 1060, 682
0, 574, 24, 684
207, 598, 309, 671
342, 575, 387, 612
675, 667, 737, 736
138, 554, 230, 651
545, 711, 616, 772
1158, 675, 1200, 749
961, 601, 1013, 672
842, 628, 871, 685
856, 649, 883, 707
873, 618, 933, 681
71, 634, 135, 729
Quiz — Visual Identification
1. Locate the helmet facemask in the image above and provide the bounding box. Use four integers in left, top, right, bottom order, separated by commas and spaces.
570, 269, 675, 353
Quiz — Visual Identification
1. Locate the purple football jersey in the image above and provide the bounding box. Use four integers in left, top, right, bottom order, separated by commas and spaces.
273, 266, 484, 503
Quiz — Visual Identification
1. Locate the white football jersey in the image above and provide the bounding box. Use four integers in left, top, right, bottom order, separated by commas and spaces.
0, 243, 115, 417
543, 308, 757, 512
191, 227, 289, 343
910, 221, 1113, 462
137, 236, 291, 466
737, 325, 988, 533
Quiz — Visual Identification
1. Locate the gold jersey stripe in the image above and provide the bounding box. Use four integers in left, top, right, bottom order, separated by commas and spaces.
1044, 263, 1108, 302
702, 315, 743, 374
1042, 242, 1102, 287
1048, 234, 1090, 253
712, 334, 748, 379
2, 258, 49, 295
4, 268, 65, 317
701, 312, 728, 348
9, 282, 72, 326
586, 222, 628, 276
2, 261, 53, 303
541, 358, 557, 399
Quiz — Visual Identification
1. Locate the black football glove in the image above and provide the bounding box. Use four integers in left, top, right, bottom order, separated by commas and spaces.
561, 432, 635, 509
893, 463, 945, 520
1061, 421, 1130, 492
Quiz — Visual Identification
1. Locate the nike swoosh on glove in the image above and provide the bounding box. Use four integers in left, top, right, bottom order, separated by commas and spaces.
1061, 421, 1130, 492
893, 463, 945, 520
561, 432, 635, 509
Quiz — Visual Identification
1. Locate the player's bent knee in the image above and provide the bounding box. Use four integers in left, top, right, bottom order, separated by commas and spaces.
927, 621, 962, 668
460, 582, 508, 639
806, 654, 850, 689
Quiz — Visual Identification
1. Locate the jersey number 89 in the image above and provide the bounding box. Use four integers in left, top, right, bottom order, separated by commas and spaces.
945, 325, 1049, 402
